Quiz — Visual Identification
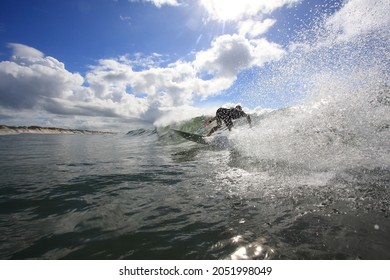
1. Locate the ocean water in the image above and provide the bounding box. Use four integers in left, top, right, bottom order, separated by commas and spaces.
0, 120, 389, 260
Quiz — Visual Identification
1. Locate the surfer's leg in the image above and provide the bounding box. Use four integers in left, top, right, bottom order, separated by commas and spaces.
226, 119, 233, 131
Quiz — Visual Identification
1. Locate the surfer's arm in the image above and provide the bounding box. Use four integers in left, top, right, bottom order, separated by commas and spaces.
241, 111, 251, 128
204, 116, 216, 126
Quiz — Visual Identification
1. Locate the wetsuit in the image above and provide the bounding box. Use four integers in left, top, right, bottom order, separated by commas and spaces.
216, 107, 248, 129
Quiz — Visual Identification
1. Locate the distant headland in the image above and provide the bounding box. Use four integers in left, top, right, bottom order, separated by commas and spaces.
0, 125, 115, 135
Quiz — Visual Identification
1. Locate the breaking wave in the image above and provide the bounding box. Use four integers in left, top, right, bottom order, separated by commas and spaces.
231, 0, 390, 172
130, 1, 390, 174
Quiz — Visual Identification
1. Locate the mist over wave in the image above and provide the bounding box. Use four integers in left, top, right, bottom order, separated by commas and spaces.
232, 0, 390, 172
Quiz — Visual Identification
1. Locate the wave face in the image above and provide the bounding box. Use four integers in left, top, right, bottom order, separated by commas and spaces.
126, 128, 157, 137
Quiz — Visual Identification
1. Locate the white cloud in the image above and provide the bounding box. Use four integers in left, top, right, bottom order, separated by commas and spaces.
123, 52, 166, 70
86, 55, 232, 123
238, 18, 276, 38
0, 44, 149, 126
199, 0, 301, 22
194, 34, 253, 78
326, 0, 390, 41
128, 0, 180, 8
1, 36, 285, 129
88, 39, 284, 112
0, 44, 84, 109
7, 43, 44, 58
193, 34, 285, 78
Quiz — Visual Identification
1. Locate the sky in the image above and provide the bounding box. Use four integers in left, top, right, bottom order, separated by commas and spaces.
0, 0, 388, 131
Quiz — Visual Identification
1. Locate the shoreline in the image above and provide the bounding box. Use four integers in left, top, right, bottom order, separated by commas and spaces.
0, 125, 116, 135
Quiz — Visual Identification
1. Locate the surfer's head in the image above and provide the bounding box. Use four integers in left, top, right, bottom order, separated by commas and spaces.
235, 105, 242, 111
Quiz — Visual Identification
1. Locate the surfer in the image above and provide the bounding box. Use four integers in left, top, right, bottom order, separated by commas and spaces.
204, 105, 251, 136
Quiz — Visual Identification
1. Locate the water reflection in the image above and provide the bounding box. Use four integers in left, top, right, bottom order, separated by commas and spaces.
228, 237, 276, 260
209, 235, 276, 260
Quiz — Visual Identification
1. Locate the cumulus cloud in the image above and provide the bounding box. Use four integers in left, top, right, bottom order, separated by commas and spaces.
199, 0, 301, 22
86, 54, 234, 123
89, 36, 280, 110
193, 34, 285, 78
1, 35, 286, 128
0, 44, 84, 109
0, 44, 148, 124
87, 34, 285, 117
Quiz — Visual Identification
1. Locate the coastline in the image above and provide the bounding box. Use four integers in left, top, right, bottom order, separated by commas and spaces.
0, 125, 116, 135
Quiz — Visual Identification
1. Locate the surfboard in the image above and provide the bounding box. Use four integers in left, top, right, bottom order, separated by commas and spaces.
171, 129, 209, 145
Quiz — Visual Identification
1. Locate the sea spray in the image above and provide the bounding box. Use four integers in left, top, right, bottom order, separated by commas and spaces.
232, 0, 390, 172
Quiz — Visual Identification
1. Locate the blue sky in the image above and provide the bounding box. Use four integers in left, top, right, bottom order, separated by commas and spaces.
0, 0, 388, 130
0, 0, 337, 72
